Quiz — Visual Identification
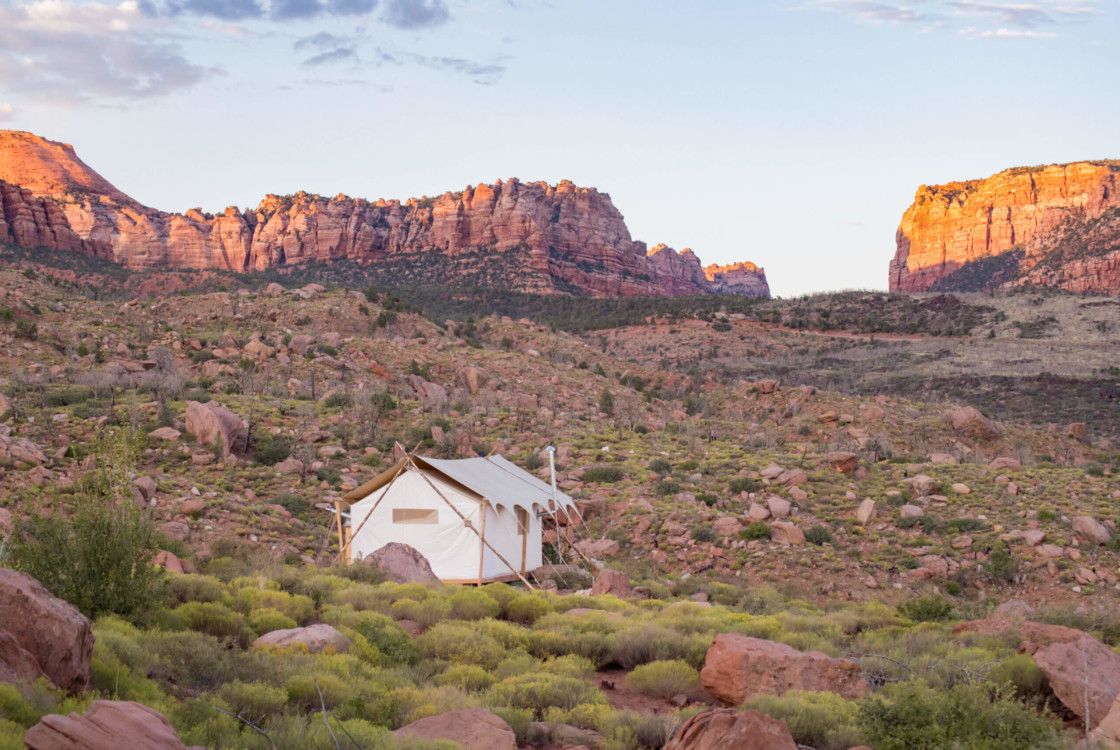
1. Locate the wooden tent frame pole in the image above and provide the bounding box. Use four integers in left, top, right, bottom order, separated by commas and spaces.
477, 505, 487, 586
406, 454, 535, 590
331, 448, 415, 567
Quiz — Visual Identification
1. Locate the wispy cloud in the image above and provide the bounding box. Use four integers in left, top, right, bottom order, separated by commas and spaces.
0, 102, 16, 121
810, 0, 1105, 37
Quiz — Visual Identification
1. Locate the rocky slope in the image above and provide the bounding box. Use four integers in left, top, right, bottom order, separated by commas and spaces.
890, 161, 1120, 293
0, 131, 768, 297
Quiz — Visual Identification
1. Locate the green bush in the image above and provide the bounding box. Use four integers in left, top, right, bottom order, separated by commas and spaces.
216, 680, 287, 720
582, 466, 625, 483
436, 664, 496, 692
7, 432, 164, 621
804, 526, 833, 546
626, 660, 700, 698
648, 459, 672, 474
416, 623, 504, 669
167, 574, 225, 604
249, 607, 298, 635
691, 525, 716, 543
448, 589, 501, 621
490, 672, 605, 719
253, 437, 292, 466
898, 596, 954, 623
655, 480, 682, 497
728, 477, 761, 494
747, 690, 865, 750
505, 595, 551, 626
324, 392, 353, 409
739, 522, 771, 541
860, 681, 1064, 750
285, 672, 354, 713
175, 602, 252, 646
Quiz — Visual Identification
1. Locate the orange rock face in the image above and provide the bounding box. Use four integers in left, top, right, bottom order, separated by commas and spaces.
890, 162, 1120, 293
0, 131, 769, 298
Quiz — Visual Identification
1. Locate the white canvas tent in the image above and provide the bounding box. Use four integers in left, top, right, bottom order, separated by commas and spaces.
341, 454, 579, 584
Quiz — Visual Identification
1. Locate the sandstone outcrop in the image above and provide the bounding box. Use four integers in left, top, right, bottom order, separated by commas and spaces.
0, 131, 769, 299
0, 567, 93, 693
700, 633, 870, 705
361, 542, 440, 583
890, 161, 1120, 293
252, 624, 350, 654
393, 708, 517, 750
1032, 633, 1120, 730
663, 708, 798, 750
24, 700, 191, 750
183, 400, 247, 458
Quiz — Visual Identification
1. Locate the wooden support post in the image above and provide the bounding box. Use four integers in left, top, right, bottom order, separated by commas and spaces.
477, 503, 487, 586
407, 455, 535, 590
333, 501, 346, 565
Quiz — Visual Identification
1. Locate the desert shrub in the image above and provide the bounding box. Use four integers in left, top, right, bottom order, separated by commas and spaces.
983, 541, 1019, 582
600, 710, 678, 750
492, 706, 534, 745
253, 436, 291, 466
611, 623, 708, 669
540, 654, 596, 679
690, 525, 716, 543
627, 660, 700, 698
479, 583, 521, 612
7, 434, 164, 622
898, 596, 954, 623
859, 681, 1064, 750
416, 623, 504, 669
249, 607, 298, 635
436, 664, 496, 692
490, 672, 605, 719
143, 630, 247, 692
655, 480, 682, 496
285, 672, 354, 713
448, 588, 501, 621
804, 526, 833, 545
216, 680, 288, 720
334, 611, 417, 665
988, 653, 1048, 704
391, 597, 451, 629
167, 573, 225, 604
505, 594, 551, 626
747, 690, 864, 750
469, 618, 530, 651
237, 588, 314, 625
324, 392, 353, 409
0, 683, 40, 727
728, 477, 761, 494
648, 459, 672, 474
175, 602, 253, 647
739, 522, 771, 541
582, 467, 625, 483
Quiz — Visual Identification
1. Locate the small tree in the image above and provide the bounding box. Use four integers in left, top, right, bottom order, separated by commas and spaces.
7, 430, 165, 621
598, 388, 615, 416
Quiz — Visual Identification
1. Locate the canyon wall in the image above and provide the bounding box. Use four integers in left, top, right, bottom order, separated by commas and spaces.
0, 131, 769, 298
890, 162, 1120, 293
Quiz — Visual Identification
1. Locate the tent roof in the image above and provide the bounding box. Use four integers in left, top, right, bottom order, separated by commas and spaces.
343, 454, 577, 515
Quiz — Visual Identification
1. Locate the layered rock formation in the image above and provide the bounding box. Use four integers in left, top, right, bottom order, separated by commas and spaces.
890, 161, 1120, 293
0, 131, 769, 297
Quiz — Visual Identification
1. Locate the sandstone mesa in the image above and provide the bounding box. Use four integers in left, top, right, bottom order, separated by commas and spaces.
0, 130, 769, 298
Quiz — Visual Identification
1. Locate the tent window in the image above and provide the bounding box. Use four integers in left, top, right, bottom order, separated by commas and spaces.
393, 508, 438, 525
516, 507, 529, 535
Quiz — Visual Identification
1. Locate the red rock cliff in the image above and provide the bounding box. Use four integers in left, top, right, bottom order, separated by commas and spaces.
0, 131, 769, 298
890, 162, 1120, 293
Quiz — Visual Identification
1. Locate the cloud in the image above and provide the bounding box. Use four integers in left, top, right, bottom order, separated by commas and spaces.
810, 0, 1106, 36
168, 0, 265, 20
302, 47, 358, 66
0, 2, 215, 103
381, 0, 450, 29
0, 102, 15, 121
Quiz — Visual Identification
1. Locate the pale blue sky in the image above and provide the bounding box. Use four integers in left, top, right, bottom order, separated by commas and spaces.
0, 0, 1116, 295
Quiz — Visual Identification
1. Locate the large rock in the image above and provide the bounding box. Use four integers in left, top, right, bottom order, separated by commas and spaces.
947, 406, 1001, 440
183, 400, 247, 458
1090, 694, 1120, 748
768, 522, 805, 546
989, 456, 1022, 472
700, 633, 870, 705
0, 568, 93, 692
826, 451, 859, 474
393, 708, 517, 750
664, 708, 797, 750
855, 498, 877, 525
1032, 633, 1120, 729
456, 366, 488, 394
592, 569, 631, 598
252, 624, 350, 654
889, 162, 1120, 293
24, 700, 190, 750
573, 538, 620, 559
363, 542, 440, 583
1073, 515, 1112, 545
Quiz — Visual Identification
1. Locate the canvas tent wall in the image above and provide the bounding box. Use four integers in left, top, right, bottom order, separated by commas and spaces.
342, 455, 578, 583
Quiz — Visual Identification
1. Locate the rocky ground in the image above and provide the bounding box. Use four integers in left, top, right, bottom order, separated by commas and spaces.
0, 258, 1117, 749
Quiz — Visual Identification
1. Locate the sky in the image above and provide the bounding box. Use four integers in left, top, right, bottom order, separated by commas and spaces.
0, 0, 1117, 297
